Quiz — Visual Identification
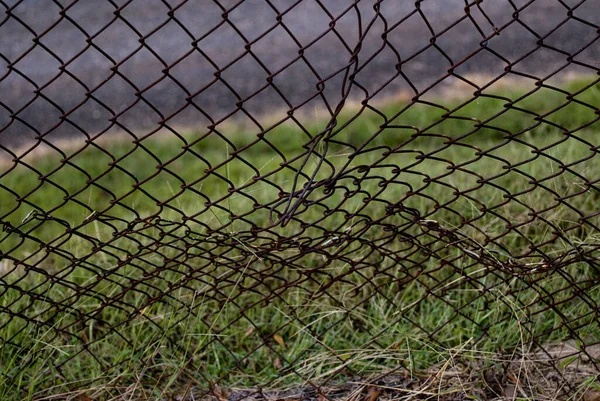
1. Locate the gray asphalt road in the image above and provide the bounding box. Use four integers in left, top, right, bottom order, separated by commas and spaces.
0, 0, 598, 150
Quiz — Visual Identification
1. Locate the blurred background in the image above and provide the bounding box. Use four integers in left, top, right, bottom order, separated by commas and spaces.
0, 0, 598, 150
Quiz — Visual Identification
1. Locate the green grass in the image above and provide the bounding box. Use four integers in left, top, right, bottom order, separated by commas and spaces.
0, 76, 600, 399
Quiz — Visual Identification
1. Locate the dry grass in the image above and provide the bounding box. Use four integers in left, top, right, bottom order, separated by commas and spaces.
1, 77, 599, 400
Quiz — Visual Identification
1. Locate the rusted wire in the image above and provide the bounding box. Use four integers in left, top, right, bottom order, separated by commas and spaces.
0, 0, 599, 399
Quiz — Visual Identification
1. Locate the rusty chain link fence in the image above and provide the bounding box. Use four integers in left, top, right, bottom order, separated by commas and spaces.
1, 0, 600, 400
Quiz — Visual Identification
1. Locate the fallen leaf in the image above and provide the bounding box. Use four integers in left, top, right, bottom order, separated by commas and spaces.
77, 395, 93, 401
273, 357, 282, 369
273, 333, 285, 347
367, 388, 381, 401
244, 327, 254, 337
585, 390, 600, 401
507, 372, 520, 385
213, 385, 230, 401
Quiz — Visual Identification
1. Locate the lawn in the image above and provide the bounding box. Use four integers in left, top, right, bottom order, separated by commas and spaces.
0, 76, 599, 400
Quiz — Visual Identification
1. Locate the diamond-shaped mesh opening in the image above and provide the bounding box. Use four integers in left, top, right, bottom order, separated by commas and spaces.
144, 19, 195, 66
63, 0, 120, 35
167, 0, 224, 39
0, 12, 35, 62
227, 0, 278, 42
398, 45, 454, 94
250, 25, 301, 73
196, 21, 248, 67
516, 0, 569, 36
117, 0, 171, 36
219, 54, 271, 101
434, 17, 488, 64
10, 42, 62, 84
117, 46, 167, 89
91, 17, 142, 62
486, 17, 540, 60
0, 70, 37, 113
543, 15, 599, 54
4, 1, 62, 34
37, 17, 88, 62
299, 31, 354, 80
279, 0, 336, 47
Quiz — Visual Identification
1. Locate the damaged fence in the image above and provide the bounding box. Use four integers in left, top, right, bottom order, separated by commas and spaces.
0, 0, 599, 399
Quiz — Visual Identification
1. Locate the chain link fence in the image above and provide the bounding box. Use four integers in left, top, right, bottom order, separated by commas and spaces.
1, 0, 599, 399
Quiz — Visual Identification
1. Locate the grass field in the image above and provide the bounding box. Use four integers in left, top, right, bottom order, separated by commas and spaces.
1, 76, 600, 400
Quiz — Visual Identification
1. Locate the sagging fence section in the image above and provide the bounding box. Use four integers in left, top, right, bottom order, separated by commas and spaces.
0, 0, 599, 399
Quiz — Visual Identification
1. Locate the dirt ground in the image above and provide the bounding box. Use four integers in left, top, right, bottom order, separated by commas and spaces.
165, 344, 600, 401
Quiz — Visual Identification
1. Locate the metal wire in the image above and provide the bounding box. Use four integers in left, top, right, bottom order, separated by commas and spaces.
0, 0, 599, 399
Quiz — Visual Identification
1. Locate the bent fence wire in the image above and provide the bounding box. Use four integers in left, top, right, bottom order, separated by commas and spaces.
1, 0, 600, 399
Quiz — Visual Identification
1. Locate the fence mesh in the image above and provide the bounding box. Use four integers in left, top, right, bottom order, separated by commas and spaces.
1, 0, 599, 400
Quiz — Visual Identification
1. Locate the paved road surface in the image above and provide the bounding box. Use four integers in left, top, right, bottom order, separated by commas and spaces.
0, 0, 598, 150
